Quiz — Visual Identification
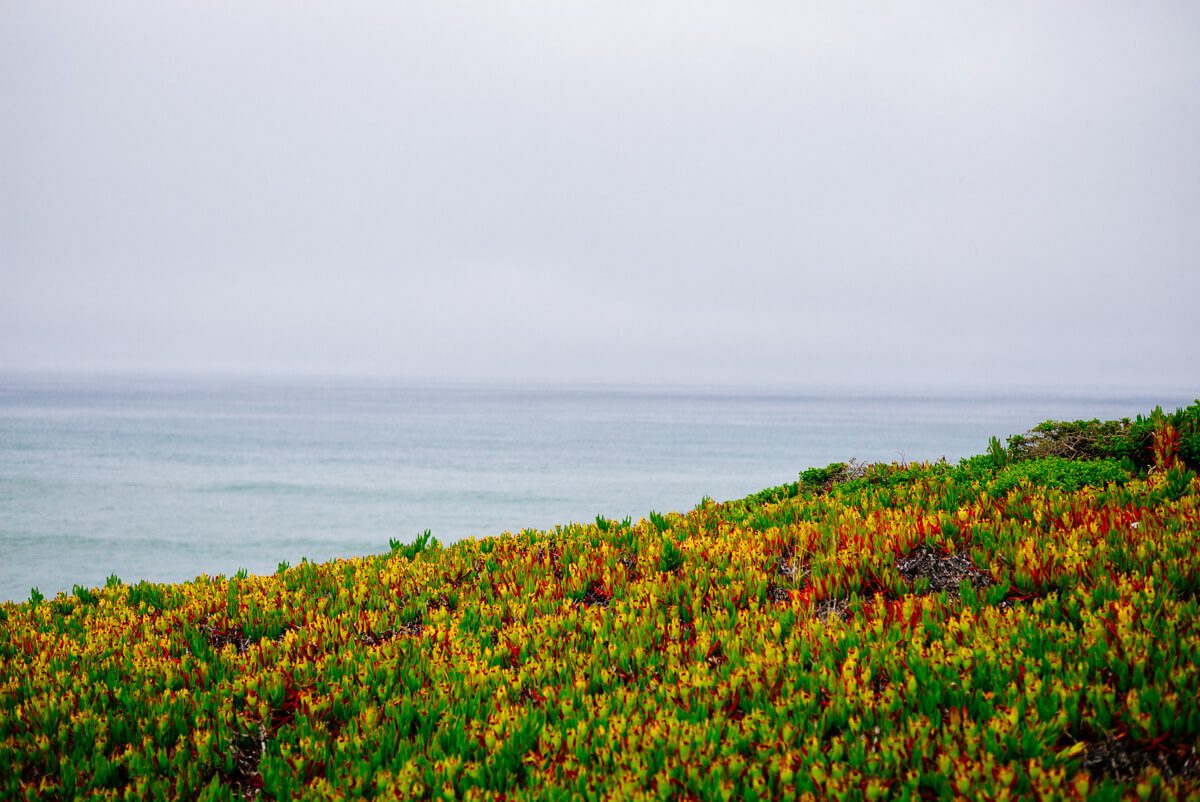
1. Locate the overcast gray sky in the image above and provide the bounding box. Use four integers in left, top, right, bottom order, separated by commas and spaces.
2, 2, 1198, 389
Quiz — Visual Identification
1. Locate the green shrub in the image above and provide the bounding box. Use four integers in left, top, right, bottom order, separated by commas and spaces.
723, 482, 800, 525
648, 511, 671, 533
1181, 431, 1200, 467
1167, 401, 1200, 468
955, 454, 1002, 482
990, 457, 1130, 497
1007, 401, 1200, 471
1007, 419, 1136, 463
800, 462, 846, 491
126, 581, 166, 610
1162, 467, 1194, 503
390, 529, 438, 561
987, 435, 1009, 468
744, 482, 798, 505
658, 538, 683, 573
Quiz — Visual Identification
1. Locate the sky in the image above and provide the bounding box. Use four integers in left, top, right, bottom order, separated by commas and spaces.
2, 2, 1198, 390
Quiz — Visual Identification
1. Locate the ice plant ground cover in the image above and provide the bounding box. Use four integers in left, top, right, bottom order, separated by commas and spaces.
2, 405, 1199, 801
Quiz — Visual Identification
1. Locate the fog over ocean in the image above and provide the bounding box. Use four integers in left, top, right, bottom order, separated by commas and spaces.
1, 374, 1194, 602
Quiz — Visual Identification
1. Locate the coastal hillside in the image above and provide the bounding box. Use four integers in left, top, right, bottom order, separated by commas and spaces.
2, 404, 1199, 801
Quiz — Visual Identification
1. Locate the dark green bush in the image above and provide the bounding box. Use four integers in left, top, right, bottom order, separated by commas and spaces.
738, 482, 799, 506
1007, 401, 1200, 471
1162, 467, 1194, 503
1170, 402, 1200, 468
1007, 419, 1137, 463
723, 482, 800, 525
955, 454, 1002, 482
390, 529, 438, 561
800, 462, 846, 491
126, 581, 166, 610
987, 435, 1009, 468
648, 511, 671, 533
990, 457, 1130, 497
1182, 431, 1200, 468
72, 584, 99, 606
658, 538, 683, 573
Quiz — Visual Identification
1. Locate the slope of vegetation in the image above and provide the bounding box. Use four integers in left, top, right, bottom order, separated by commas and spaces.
2, 403, 1199, 801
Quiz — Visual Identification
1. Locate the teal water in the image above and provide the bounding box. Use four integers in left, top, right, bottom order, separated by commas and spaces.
0, 374, 1192, 602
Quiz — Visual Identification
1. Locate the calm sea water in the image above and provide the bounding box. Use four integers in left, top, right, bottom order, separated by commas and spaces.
0, 374, 1193, 602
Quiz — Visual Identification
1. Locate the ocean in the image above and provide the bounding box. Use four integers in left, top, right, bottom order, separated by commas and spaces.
0, 374, 1192, 603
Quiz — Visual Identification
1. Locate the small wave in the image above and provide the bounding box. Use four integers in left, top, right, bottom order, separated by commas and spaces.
1, 532, 214, 551
202, 481, 316, 495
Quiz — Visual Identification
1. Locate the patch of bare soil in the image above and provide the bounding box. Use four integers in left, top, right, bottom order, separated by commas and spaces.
896, 545, 993, 596
813, 597, 853, 622
704, 641, 727, 669
618, 551, 640, 580
204, 622, 253, 653
533, 548, 565, 580
1080, 737, 1199, 783
574, 581, 612, 608
774, 551, 806, 581
356, 619, 424, 646
766, 583, 792, 604
771, 548, 810, 606
222, 727, 266, 799
426, 594, 453, 612
449, 561, 485, 588
827, 458, 871, 490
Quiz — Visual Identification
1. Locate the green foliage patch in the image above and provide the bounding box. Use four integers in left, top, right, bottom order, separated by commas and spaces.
989, 456, 1131, 497
2, 402, 1199, 801
1006, 400, 1200, 471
